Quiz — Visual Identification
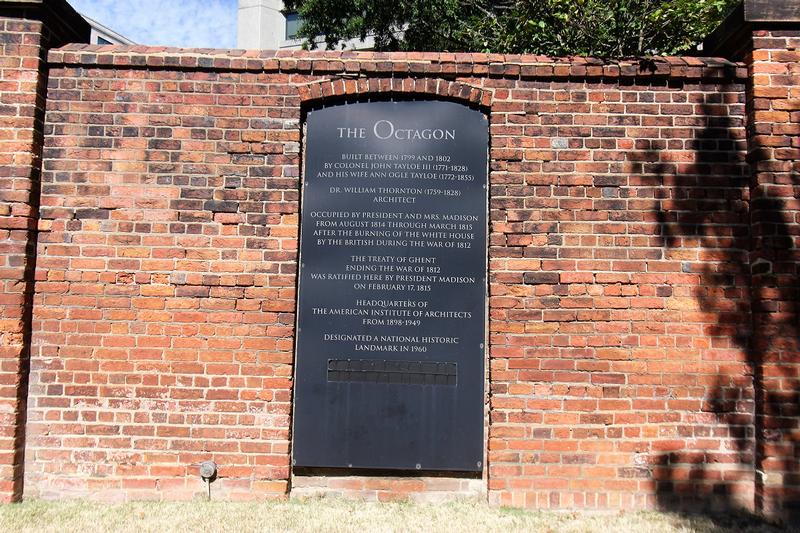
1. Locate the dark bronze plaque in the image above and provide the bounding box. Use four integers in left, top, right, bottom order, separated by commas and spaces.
293, 100, 487, 471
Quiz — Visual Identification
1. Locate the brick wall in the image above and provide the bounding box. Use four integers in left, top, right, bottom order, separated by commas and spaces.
0, 3, 793, 520
0, 1, 88, 503
26, 58, 299, 501
15, 46, 764, 510
485, 72, 752, 511
0, 14, 45, 504
746, 29, 800, 523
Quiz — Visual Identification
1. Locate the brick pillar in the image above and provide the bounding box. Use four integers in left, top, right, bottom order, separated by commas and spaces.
706, 1, 800, 523
747, 30, 800, 523
0, 0, 87, 503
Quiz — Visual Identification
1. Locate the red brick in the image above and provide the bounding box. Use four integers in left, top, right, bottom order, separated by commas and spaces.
0, 16, 789, 517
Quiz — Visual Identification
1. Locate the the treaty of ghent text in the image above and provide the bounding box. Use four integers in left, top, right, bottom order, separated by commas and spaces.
293, 100, 487, 471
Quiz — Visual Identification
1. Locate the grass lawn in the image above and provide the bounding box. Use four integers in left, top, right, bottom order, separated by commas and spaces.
0, 498, 786, 533
0, 499, 784, 533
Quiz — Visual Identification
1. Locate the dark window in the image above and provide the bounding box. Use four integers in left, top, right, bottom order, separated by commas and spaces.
97, 36, 112, 45
285, 12, 302, 40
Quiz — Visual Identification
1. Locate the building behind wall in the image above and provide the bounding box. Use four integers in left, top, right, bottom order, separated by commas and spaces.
83, 14, 134, 46
238, 0, 291, 49
0, 0, 799, 525
237, 0, 373, 50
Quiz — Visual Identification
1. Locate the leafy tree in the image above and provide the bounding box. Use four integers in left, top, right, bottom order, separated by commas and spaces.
283, 0, 739, 57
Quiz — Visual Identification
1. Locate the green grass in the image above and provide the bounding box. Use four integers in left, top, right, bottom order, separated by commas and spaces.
0, 498, 786, 533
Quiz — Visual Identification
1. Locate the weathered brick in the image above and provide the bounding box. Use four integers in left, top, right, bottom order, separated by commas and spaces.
0, 11, 792, 518
0, 14, 46, 504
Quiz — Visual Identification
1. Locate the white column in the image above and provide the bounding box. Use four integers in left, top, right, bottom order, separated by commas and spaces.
237, 0, 286, 49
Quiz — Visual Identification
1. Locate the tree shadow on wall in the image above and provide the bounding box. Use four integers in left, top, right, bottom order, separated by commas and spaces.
643, 92, 799, 526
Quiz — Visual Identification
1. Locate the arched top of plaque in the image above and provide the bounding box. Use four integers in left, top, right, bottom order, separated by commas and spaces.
298, 78, 492, 113
301, 100, 489, 187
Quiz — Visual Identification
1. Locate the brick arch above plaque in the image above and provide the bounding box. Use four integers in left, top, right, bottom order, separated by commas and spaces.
292, 99, 489, 472
296, 78, 493, 110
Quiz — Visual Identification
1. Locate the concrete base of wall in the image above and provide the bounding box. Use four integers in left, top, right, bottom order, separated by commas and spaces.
290, 471, 484, 503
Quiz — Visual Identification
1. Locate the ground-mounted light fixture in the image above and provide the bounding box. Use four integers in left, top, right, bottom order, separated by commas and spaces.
199, 460, 217, 501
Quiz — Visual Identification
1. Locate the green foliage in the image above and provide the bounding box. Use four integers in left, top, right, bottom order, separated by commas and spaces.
282, 0, 739, 57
